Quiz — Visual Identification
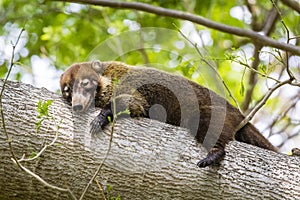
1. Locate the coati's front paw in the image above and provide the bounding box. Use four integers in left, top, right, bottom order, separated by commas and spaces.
90, 109, 113, 134
90, 115, 107, 134
197, 147, 225, 168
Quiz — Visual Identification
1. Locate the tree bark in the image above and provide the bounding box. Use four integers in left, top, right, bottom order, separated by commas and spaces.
0, 79, 300, 200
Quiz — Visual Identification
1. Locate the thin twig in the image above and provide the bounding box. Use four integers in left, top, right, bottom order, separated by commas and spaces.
0, 29, 77, 200
11, 158, 77, 199
0, 28, 24, 168
174, 25, 242, 112
271, 0, 296, 80
79, 81, 118, 200
95, 178, 108, 200
234, 59, 281, 83
263, 96, 298, 134
18, 120, 60, 162
79, 112, 114, 200
235, 79, 292, 132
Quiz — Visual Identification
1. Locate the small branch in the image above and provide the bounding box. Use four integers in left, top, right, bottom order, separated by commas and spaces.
0, 28, 24, 168
235, 79, 292, 132
53, 0, 300, 55
11, 158, 77, 200
80, 117, 114, 200
265, 96, 298, 134
175, 25, 242, 112
280, 0, 300, 14
271, 0, 296, 80
241, 44, 262, 112
262, 7, 279, 35
95, 178, 107, 200
79, 81, 118, 200
281, 22, 295, 79
18, 121, 60, 162
0, 29, 77, 200
233, 59, 281, 83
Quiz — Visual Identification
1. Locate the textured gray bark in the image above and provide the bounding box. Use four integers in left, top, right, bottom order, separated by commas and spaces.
0, 80, 300, 200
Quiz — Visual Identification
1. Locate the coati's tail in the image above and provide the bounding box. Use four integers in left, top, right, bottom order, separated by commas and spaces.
235, 123, 278, 152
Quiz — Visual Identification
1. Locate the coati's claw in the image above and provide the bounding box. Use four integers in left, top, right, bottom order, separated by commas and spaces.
197, 147, 225, 168
90, 108, 113, 134
90, 116, 104, 134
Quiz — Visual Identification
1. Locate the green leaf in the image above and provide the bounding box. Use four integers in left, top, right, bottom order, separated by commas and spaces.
35, 118, 44, 133
240, 82, 245, 97
259, 63, 267, 73
107, 116, 112, 123
239, 67, 246, 97
29, 151, 37, 158
117, 109, 130, 116
35, 99, 53, 132
36, 99, 53, 118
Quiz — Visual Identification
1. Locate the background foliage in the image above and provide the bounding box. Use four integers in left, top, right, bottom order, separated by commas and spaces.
1, 0, 300, 152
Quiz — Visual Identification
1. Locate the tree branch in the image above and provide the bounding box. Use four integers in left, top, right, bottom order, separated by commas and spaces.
236, 79, 293, 132
1, 79, 300, 199
175, 25, 242, 112
241, 44, 261, 112
241, 6, 279, 112
54, 0, 300, 55
280, 0, 300, 14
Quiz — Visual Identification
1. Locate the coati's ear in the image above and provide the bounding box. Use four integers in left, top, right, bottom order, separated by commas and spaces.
60, 74, 73, 104
91, 60, 105, 74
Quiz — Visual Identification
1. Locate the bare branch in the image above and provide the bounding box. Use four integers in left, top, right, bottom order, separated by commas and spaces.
18, 121, 60, 162
0, 29, 77, 200
11, 158, 77, 199
241, 44, 261, 112
231, 59, 281, 83
262, 7, 279, 35
175, 25, 242, 112
0, 28, 24, 167
280, 0, 300, 14
79, 119, 114, 200
79, 81, 118, 200
240, 5, 278, 111
94, 178, 107, 200
271, 0, 296, 80
236, 79, 292, 132
265, 96, 298, 134
54, 0, 300, 55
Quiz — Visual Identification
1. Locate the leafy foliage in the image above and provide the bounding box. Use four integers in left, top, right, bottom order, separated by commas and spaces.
106, 184, 121, 200
36, 99, 53, 133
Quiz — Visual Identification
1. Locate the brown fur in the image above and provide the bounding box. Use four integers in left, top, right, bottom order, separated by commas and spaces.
60, 61, 277, 167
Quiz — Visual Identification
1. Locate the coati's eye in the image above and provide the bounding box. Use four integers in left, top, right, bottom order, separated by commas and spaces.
82, 79, 90, 87
81, 78, 98, 89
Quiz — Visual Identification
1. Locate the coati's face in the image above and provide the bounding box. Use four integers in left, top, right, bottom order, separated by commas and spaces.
60, 61, 107, 113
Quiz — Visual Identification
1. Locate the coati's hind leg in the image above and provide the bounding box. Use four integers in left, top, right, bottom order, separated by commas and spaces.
197, 145, 225, 168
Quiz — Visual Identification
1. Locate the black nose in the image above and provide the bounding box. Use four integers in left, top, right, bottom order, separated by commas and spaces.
73, 104, 83, 112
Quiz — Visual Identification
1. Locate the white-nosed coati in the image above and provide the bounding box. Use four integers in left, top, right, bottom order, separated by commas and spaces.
60, 61, 277, 167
